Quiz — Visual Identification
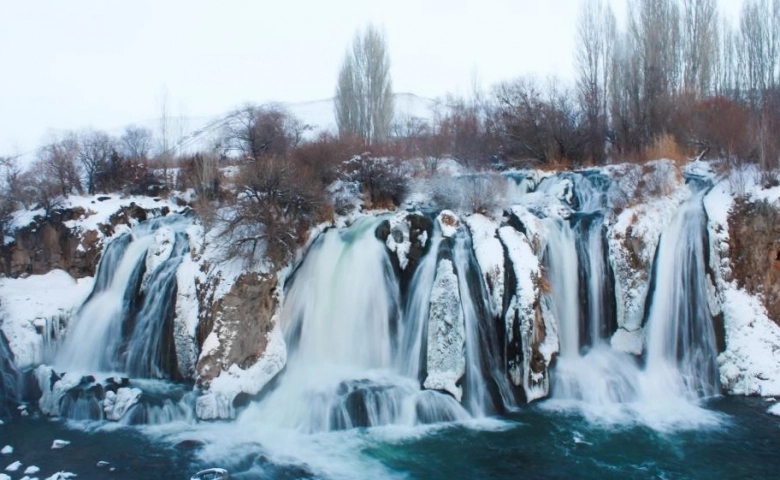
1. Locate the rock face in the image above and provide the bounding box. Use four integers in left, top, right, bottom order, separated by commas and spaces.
0, 204, 165, 279
196, 272, 278, 386
423, 259, 466, 401
728, 199, 780, 325
1, 208, 99, 278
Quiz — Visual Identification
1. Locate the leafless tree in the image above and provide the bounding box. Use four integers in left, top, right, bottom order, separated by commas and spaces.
575, 0, 616, 163
628, 0, 682, 143
682, 0, 719, 97
37, 135, 82, 196
77, 130, 116, 194
738, 0, 780, 102
120, 125, 153, 161
335, 24, 394, 144
222, 104, 308, 160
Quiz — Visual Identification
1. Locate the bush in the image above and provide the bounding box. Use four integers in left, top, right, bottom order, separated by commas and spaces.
218, 156, 329, 267
339, 153, 409, 208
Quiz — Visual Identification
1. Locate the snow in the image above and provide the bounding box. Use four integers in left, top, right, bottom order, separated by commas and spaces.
24, 466, 40, 475
704, 178, 780, 397
36, 367, 82, 417
0, 446, 11, 455
423, 259, 466, 402
437, 210, 459, 238
0, 474, 9, 480
464, 214, 504, 319
174, 253, 201, 378
103, 388, 142, 421
50, 440, 70, 450
768, 403, 780, 417
199, 324, 287, 420
61, 194, 181, 235
497, 225, 555, 402
610, 328, 645, 356
5, 461, 21, 472
143, 227, 175, 289
44, 472, 76, 480
717, 287, 780, 396
384, 213, 412, 270
0, 270, 93, 368
608, 186, 688, 335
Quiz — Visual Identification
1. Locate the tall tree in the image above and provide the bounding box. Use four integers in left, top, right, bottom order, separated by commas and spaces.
575, 0, 616, 163
682, 0, 719, 97
335, 25, 394, 145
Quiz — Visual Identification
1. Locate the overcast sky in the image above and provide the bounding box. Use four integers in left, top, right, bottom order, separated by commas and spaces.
0, 0, 745, 155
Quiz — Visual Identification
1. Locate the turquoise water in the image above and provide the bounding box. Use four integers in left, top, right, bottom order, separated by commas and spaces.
1, 397, 778, 479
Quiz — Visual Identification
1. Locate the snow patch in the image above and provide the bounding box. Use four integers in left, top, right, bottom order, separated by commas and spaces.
423, 259, 466, 402
0, 271, 92, 368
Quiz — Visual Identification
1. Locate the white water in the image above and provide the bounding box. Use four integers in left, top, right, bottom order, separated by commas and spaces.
56, 216, 192, 378
247, 217, 468, 432
55, 235, 154, 373
644, 190, 720, 398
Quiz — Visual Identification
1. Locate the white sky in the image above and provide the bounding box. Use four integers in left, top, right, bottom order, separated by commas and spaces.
0, 0, 745, 155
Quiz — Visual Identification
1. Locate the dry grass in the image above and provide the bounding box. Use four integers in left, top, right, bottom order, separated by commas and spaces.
644, 133, 689, 166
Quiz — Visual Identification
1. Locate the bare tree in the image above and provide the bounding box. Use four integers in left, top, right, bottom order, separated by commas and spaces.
37, 135, 82, 196
575, 0, 617, 163
335, 24, 394, 144
222, 104, 308, 160
627, 0, 682, 143
739, 0, 780, 102
120, 125, 153, 161
77, 130, 116, 194
682, 0, 719, 97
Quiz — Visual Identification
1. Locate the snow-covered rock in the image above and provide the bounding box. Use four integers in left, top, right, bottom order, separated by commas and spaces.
36, 368, 82, 417
608, 187, 687, 342
498, 225, 556, 401
465, 214, 504, 319
195, 391, 235, 421
0, 446, 11, 455
610, 328, 644, 356
24, 465, 40, 474
142, 227, 175, 290
50, 439, 70, 450
173, 251, 202, 379
384, 213, 412, 270
198, 324, 286, 420
423, 259, 466, 401
768, 403, 780, 417
5, 461, 21, 472
0, 270, 92, 368
437, 210, 459, 238
103, 387, 142, 421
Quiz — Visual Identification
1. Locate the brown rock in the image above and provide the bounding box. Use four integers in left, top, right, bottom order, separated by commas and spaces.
728, 199, 780, 326
196, 272, 279, 386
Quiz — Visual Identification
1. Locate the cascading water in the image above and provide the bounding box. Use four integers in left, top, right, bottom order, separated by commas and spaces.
453, 232, 516, 415
55, 214, 192, 378
643, 188, 720, 398
0, 332, 19, 418
242, 217, 479, 432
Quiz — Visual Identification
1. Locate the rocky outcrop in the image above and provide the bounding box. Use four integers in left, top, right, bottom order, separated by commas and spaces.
1, 207, 99, 278
0, 203, 170, 279
196, 272, 278, 386
728, 199, 780, 326
423, 259, 466, 401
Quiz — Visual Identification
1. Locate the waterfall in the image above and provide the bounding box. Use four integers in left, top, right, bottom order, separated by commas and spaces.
643, 189, 720, 398
0, 332, 19, 418
124, 231, 189, 378
452, 232, 516, 414
55, 215, 191, 378
397, 227, 442, 379
242, 217, 469, 432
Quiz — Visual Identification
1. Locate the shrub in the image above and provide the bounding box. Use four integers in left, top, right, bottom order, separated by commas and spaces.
339, 153, 409, 208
